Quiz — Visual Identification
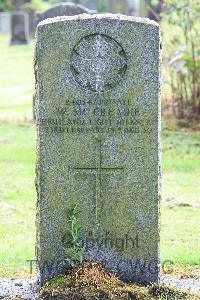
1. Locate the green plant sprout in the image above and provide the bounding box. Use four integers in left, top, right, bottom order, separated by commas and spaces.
66, 205, 85, 268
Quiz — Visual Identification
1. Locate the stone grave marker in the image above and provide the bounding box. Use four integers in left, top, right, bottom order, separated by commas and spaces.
14, 0, 31, 11
36, 2, 94, 25
21, 3, 36, 38
0, 13, 11, 34
35, 14, 161, 285
10, 11, 29, 45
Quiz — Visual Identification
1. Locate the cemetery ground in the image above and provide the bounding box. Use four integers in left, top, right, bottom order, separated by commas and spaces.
0, 34, 199, 297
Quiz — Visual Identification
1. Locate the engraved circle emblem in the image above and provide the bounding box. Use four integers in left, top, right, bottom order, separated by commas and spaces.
70, 34, 127, 92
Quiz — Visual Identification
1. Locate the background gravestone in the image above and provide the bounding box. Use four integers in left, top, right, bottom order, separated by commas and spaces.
14, 0, 31, 11
0, 13, 11, 34
10, 12, 29, 45
36, 2, 94, 24
35, 14, 161, 285
79, 0, 136, 15
21, 3, 36, 38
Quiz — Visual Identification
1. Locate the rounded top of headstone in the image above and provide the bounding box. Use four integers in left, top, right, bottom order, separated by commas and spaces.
38, 13, 159, 28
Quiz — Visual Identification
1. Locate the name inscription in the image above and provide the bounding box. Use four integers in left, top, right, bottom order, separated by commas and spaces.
38, 98, 154, 135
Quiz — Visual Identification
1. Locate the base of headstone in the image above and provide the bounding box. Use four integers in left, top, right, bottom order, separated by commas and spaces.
10, 39, 29, 45
86, 246, 160, 284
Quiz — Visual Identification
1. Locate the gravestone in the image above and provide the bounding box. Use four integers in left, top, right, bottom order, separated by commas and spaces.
21, 3, 36, 38
15, 0, 31, 11
10, 12, 29, 45
36, 2, 93, 24
35, 14, 161, 285
0, 13, 11, 34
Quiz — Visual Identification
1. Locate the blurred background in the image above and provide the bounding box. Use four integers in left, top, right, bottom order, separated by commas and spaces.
0, 0, 199, 278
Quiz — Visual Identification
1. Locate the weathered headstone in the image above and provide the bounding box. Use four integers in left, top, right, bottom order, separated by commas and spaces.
36, 2, 93, 24
10, 12, 29, 45
0, 13, 11, 34
35, 14, 161, 285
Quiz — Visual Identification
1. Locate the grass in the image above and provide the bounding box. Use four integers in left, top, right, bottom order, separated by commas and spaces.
162, 129, 200, 209
161, 125, 200, 269
0, 35, 199, 278
0, 122, 36, 277
0, 35, 34, 121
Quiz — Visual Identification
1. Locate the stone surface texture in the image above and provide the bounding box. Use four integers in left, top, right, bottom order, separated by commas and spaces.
35, 14, 161, 285
36, 2, 94, 25
10, 11, 29, 45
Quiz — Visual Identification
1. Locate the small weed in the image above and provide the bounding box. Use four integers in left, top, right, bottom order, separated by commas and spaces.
66, 205, 85, 268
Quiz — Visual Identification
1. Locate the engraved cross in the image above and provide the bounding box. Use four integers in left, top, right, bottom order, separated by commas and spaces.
74, 139, 124, 223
